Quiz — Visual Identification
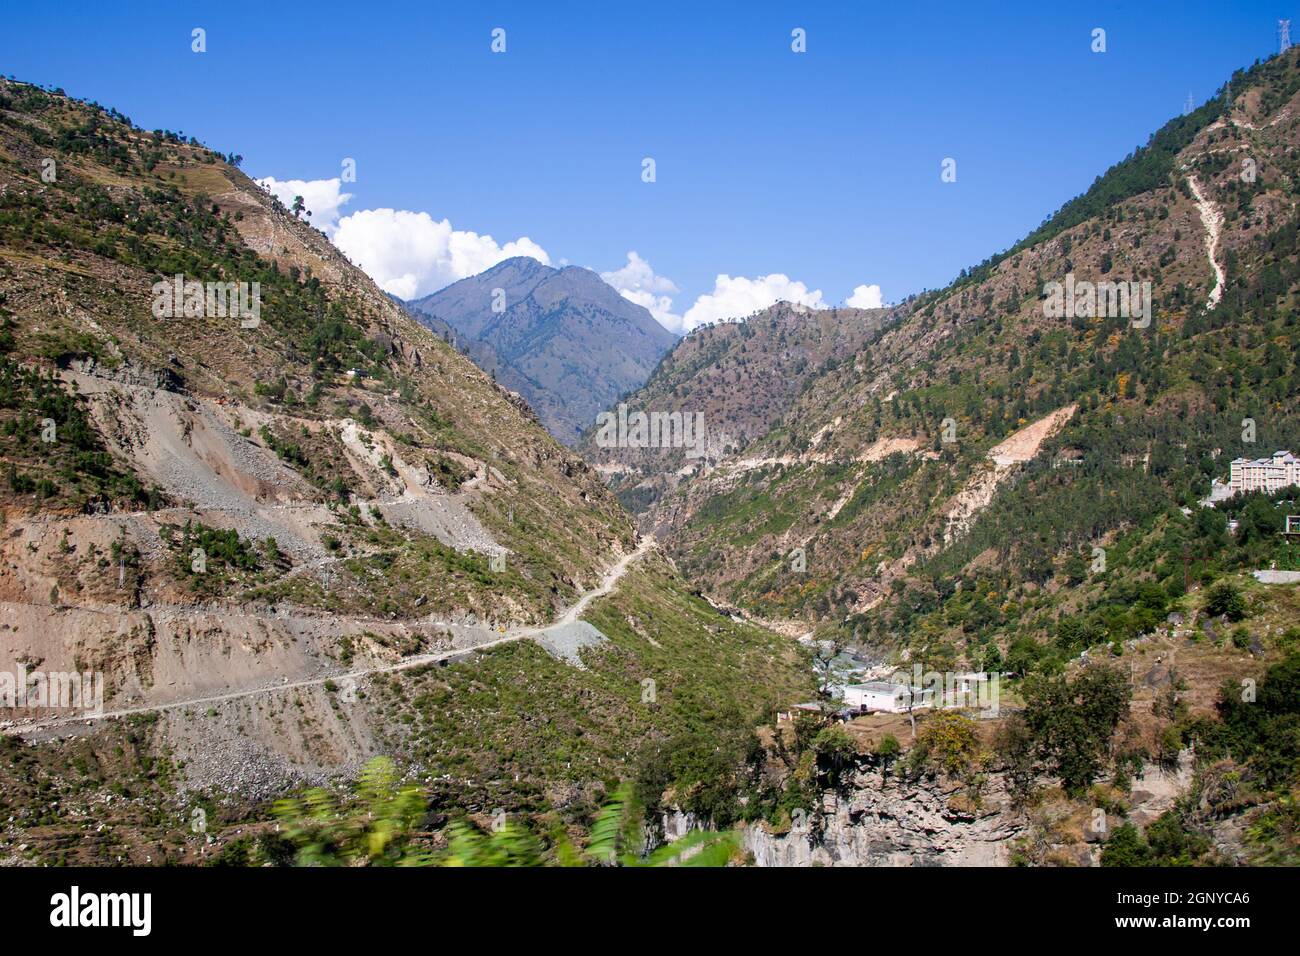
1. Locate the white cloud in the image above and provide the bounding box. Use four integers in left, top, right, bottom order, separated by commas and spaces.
601, 250, 678, 297
255, 174, 550, 299
600, 256, 858, 334
601, 251, 684, 332
620, 288, 683, 330
256, 176, 352, 235
680, 273, 828, 332
846, 283, 883, 309
252, 181, 873, 320
331, 209, 550, 300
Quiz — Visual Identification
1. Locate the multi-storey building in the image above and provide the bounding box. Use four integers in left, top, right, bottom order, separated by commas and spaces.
1228, 450, 1300, 495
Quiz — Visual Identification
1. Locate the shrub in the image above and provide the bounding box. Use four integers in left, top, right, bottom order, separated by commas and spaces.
811, 725, 858, 790
875, 734, 901, 769
1205, 581, 1247, 622
915, 711, 981, 778
1101, 822, 1152, 866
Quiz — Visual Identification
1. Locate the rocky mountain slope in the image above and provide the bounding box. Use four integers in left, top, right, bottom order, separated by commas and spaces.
4, 43, 1299, 867
0, 78, 812, 864
407, 257, 678, 445
578, 300, 893, 513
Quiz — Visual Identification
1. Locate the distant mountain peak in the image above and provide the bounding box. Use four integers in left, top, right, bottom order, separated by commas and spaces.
406, 260, 676, 445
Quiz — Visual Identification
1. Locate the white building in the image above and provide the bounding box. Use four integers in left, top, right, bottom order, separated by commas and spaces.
843, 682, 934, 714
1228, 450, 1300, 496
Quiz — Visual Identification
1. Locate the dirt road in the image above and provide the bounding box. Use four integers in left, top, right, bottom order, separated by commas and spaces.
12, 537, 656, 736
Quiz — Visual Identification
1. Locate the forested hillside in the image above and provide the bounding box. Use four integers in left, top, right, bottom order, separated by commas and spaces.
566, 48, 1300, 865
580, 301, 894, 513
631, 49, 1300, 637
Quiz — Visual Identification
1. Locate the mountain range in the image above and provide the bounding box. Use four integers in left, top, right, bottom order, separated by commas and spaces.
2, 42, 1300, 869
571, 47, 1300, 863
607, 50, 1300, 630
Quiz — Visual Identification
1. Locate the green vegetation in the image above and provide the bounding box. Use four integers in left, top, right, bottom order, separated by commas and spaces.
1095, 650, 1300, 866
257, 423, 353, 501
159, 519, 284, 595
0, 354, 164, 509
266, 758, 737, 867
911, 711, 983, 778
358, 561, 810, 826
1189, 651, 1300, 788
952, 50, 1300, 291
1013, 665, 1132, 795
1205, 580, 1248, 621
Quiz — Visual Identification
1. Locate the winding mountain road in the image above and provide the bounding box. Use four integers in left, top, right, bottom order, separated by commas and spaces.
12, 536, 656, 736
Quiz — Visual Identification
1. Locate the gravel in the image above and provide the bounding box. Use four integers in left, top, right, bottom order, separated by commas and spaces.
533, 621, 608, 668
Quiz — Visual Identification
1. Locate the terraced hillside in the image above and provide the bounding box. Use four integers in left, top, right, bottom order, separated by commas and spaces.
0, 79, 812, 864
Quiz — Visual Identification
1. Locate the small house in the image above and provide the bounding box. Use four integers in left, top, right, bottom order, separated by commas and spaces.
843, 681, 934, 714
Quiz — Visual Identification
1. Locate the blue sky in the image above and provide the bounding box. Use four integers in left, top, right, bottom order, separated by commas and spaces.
1, 1, 1291, 330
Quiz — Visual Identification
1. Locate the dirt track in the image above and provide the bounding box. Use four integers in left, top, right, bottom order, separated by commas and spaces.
12, 537, 656, 737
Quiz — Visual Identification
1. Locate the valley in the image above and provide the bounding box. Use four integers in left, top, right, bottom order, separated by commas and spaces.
0, 24, 1298, 875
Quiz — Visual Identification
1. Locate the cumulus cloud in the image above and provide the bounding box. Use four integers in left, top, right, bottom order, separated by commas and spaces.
601, 251, 684, 332
680, 273, 828, 331
331, 209, 550, 301
598, 255, 879, 334
602, 250, 678, 298
846, 283, 884, 309
256, 176, 352, 235
255, 174, 550, 300
252, 179, 876, 320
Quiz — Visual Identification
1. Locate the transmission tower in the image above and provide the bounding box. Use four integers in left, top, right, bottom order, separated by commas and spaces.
1282, 19, 1292, 54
